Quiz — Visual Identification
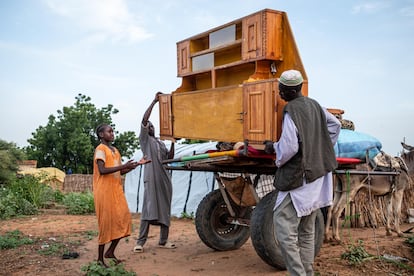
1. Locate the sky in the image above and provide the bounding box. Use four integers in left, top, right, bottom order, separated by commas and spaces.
1, 0, 413, 156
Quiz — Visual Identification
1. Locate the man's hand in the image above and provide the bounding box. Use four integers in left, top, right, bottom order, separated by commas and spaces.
154, 91, 164, 102
263, 140, 275, 154
138, 156, 151, 164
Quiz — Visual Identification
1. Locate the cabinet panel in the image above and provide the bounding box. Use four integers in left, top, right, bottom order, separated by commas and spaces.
242, 13, 263, 60
159, 94, 173, 137
172, 86, 244, 142
243, 80, 278, 143
264, 12, 283, 60
177, 40, 190, 75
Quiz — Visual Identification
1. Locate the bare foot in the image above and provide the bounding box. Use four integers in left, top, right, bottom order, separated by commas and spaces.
104, 253, 123, 265
97, 259, 108, 268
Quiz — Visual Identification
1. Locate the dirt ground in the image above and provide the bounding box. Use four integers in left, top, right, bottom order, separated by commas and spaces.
1, 212, 414, 276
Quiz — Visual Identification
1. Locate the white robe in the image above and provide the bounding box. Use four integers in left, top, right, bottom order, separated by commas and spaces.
139, 123, 173, 226
273, 109, 341, 217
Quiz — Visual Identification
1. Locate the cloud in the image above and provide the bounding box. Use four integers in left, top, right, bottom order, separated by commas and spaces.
43, 0, 153, 43
351, 1, 389, 14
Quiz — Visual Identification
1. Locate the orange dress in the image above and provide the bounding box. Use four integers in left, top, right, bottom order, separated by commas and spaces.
93, 144, 132, 245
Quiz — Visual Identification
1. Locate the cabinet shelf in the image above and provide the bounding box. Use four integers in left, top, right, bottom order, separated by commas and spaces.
190, 39, 242, 58
179, 59, 248, 77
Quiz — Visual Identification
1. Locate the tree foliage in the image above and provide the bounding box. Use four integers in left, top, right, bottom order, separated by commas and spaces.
0, 140, 26, 184
25, 94, 139, 174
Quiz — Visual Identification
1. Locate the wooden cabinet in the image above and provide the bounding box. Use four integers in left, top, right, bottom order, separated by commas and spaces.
160, 9, 308, 147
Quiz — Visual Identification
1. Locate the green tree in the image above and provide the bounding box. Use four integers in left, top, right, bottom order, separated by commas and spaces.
25, 94, 139, 174
0, 140, 26, 184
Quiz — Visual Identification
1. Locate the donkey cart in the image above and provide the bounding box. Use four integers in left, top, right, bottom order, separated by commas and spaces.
164, 147, 407, 270
164, 148, 326, 270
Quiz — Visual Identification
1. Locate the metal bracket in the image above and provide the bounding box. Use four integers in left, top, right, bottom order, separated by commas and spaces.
215, 173, 236, 217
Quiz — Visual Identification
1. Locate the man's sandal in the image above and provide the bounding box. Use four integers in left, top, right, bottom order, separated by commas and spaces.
158, 241, 176, 249
133, 244, 144, 253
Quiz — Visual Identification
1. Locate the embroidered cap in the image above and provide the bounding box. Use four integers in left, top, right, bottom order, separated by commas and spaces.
278, 70, 303, 86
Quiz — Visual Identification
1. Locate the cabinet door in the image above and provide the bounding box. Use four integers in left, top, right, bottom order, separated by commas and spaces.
172, 86, 244, 142
177, 40, 191, 75
242, 13, 263, 60
159, 94, 173, 138
243, 80, 277, 143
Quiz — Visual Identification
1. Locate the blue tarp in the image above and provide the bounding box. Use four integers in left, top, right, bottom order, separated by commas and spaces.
334, 129, 382, 160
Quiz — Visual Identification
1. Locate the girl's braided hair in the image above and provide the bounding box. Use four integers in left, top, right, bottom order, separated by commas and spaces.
96, 124, 109, 140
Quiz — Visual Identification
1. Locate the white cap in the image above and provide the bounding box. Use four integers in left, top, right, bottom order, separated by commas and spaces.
278, 70, 303, 86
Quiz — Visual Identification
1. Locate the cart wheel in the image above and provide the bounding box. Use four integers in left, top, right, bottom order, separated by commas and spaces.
250, 190, 324, 269
195, 189, 252, 251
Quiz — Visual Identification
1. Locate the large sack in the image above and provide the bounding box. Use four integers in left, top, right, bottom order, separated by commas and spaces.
334, 129, 382, 160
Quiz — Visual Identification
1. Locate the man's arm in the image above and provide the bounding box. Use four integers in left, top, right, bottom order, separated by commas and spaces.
168, 142, 175, 159
142, 92, 163, 125
274, 113, 299, 167
324, 109, 341, 145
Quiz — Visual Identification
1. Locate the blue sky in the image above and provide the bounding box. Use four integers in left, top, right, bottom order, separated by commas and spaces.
1, 0, 413, 156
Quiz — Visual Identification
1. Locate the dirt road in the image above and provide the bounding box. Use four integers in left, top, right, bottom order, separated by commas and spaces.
1, 213, 414, 275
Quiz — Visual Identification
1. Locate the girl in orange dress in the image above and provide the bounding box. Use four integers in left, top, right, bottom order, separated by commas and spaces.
93, 123, 149, 267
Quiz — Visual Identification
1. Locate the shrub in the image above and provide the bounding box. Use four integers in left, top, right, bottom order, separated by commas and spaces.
0, 192, 37, 219
63, 192, 95, 215
7, 174, 56, 208
53, 189, 65, 203
0, 174, 61, 219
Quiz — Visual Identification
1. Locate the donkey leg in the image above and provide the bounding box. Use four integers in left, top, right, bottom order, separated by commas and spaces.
384, 193, 393, 236
325, 175, 342, 242
331, 199, 346, 243
393, 190, 405, 237
324, 205, 333, 242
332, 209, 342, 242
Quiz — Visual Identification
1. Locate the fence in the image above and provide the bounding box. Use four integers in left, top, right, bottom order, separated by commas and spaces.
62, 174, 126, 193
63, 174, 93, 193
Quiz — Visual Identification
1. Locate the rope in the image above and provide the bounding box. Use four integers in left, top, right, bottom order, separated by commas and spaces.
183, 151, 196, 214
183, 170, 193, 214
365, 165, 383, 265
345, 170, 352, 239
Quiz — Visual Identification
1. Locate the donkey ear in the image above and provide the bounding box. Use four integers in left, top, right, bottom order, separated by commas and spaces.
401, 141, 414, 152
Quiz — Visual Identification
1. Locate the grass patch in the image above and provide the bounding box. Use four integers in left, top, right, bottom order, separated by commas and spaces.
84, 230, 98, 240
81, 260, 137, 275
405, 235, 414, 252
180, 211, 194, 219
340, 240, 373, 265
0, 230, 34, 249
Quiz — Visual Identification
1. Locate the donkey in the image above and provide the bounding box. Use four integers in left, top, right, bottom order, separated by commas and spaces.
325, 154, 411, 243
401, 144, 414, 179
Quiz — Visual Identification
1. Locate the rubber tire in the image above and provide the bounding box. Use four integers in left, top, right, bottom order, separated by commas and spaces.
195, 189, 252, 251
250, 190, 325, 269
